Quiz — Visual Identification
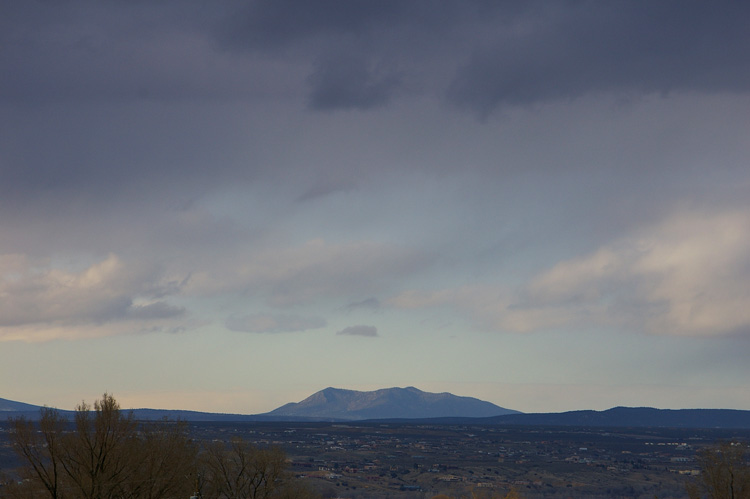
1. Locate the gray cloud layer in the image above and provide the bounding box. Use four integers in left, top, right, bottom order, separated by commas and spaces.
5, 1, 749, 106
3, 0, 749, 207
2, 1, 750, 343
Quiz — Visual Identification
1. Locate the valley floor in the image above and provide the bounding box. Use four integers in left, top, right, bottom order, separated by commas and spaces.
3, 421, 748, 498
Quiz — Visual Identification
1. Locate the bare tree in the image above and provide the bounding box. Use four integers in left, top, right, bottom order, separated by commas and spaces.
200, 439, 288, 499
9, 393, 199, 499
55, 394, 138, 499
122, 419, 198, 499
10, 406, 66, 499
10, 393, 317, 499
688, 441, 750, 499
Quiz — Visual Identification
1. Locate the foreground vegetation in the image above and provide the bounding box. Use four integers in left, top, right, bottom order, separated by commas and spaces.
2, 394, 319, 499
3, 395, 749, 498
687, 441, 750, 499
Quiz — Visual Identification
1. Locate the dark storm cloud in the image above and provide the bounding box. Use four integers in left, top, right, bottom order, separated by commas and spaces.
0, 1, 219, 103
213, 0, 750, 115
307, 52, 401, 111
4, 1, 750, 110
212, 0, 507, 111
2, 0, 750, 209
0, 0, 258, 209
446, 1, 750, 114
214, 0, 455, 51
0, 103, 251, 211
214, 0, 448, 111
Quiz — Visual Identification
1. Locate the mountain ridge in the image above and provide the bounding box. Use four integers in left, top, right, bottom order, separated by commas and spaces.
3, 394, 750, 428
481, 406, 750, 428
262, 386, 519, 420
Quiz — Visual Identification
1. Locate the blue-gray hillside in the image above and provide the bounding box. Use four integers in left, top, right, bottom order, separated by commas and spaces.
0, 398, 262, 422
4, 395, 750, 427
485, 406, 750, 428
0, 398, 40, 412
263, 386, 519, 420
0, 397, 61, 420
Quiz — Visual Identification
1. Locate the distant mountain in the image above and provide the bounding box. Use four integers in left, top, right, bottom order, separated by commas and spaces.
262, 386, 519, 421
0, 398, 73, 421
0, 399, 263, 423
0, 397, 41, 412
127, 409, 286, 422
4, 394, 750, 428
482, 406, 750, 428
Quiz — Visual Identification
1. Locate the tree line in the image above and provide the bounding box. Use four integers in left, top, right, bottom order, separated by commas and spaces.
2, 394, 319, 499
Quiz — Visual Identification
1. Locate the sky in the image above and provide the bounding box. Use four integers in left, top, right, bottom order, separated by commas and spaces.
2, 0, 750, 415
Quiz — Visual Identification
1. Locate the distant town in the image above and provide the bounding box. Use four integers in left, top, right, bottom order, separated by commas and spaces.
181, 421, 749, 498
4, 419, 747, 498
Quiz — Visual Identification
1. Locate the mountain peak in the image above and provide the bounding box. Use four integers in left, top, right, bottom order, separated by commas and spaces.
264, 387, 519, 421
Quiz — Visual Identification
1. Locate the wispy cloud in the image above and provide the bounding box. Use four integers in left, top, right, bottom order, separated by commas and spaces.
185, 239, 433, 307
225, 313, 326, 334
343, 297, 381, 312
336, 325, 378, 338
